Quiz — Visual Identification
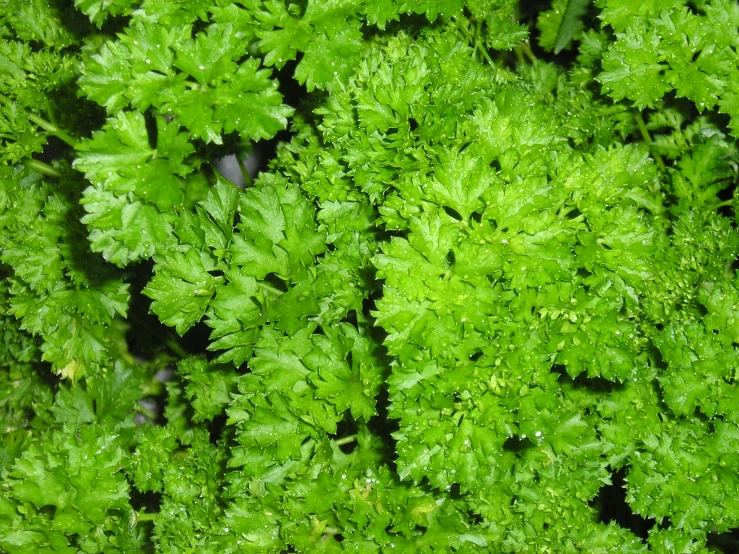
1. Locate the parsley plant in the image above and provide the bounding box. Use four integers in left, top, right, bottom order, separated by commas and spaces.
2, 0, 739, 552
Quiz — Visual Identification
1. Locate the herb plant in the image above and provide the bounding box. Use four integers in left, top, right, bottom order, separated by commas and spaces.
2, 0, 739, 552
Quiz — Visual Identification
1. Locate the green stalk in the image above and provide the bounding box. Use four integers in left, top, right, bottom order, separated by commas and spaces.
519, 41, 537, 64
334, 434, 357, 447
162, 336, 189, 360
24, 159, 62, 178
44, 98, 60, 128
28, 113, 79, 149
136, 403, 158, 421
453, 17, 497, 69
634, 111, 666, 172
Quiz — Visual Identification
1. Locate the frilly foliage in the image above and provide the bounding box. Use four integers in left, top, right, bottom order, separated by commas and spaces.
2, 0, 739, 552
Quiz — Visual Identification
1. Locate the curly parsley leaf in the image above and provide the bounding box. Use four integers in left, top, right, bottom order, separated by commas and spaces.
80, 14, 293, 144
596, 0, 739, 134
0, 167, 130, 377
75, 111, 193, 265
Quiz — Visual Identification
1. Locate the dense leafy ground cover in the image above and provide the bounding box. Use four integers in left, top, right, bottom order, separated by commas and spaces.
2, 0, 739, 552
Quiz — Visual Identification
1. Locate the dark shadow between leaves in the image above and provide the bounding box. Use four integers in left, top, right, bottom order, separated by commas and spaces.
590, 467, 656, 540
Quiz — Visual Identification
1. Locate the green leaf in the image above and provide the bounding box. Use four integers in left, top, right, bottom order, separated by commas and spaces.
75, 111, 193, 265
294, 24, 362, 92
80, 16, 292, 144
539, 0, 591, 54
206, 267, 268, 366
0, 425, 139, 553
0, 169, 130, 376
178, 356, 239, 422
145, 247, 219, 335
2, 0, 83, 49
81, 189, 177, 266
556, 0, 591, 53
74, 0, 138, 26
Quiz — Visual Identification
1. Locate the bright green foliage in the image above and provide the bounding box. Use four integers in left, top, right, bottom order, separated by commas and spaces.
251, 0, 526, 91
131, 427, 227, 553
0, 356, 151, 553
537, 0, 590, 53
0, 167, 130, 377
227, 323, 385, 467
177, 356, 239, 422
79, 8, 292, 143
2, 0, 86, 48
143, 180, 239, 333
74, 0, 139, 26
0, 281, 54, 467
465, 0, 529, 50
538, 0, 739, 134
221, 323, 504, 552
0, 0, 93, 172
597, 0, 739, 133
283, 24, 739, 550
75, 111, 195, 265
0, 40, 78, 166
0, 425, 141, 554
3, 0, 739, 552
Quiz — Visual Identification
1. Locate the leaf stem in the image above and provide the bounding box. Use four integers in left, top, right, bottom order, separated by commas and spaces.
453, 17, 496, 69
44, 98, 60, 128
334, 434, 356, 447
162, 335, 189, 360
257, 281, 285, 296
24, 159, 62, 178
28, 113, 79, 149
136, 402, 158, 421
135, 511, 157, 522
517, 41, 537, 64
634, 111, 666, 172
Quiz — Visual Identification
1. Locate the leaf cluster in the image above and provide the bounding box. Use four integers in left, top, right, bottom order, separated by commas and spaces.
2, 1, 739, 553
